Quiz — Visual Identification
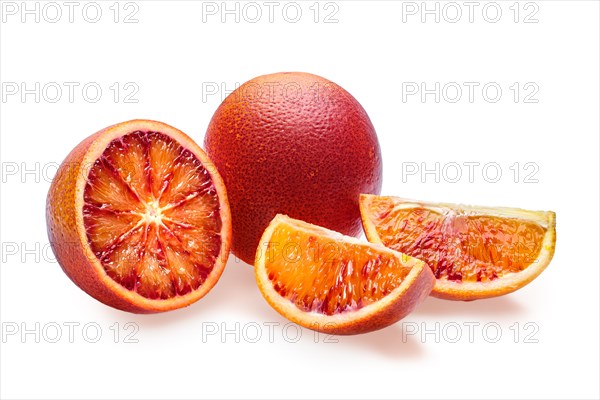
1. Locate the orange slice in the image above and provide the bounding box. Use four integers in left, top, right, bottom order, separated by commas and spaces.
46, 120, 231, 313
254, 215, 435, 335
360, 194, 556, 300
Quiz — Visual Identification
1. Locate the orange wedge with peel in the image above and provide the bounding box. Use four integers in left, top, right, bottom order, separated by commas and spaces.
360, 194, 556, 301
254, 214, 435, 335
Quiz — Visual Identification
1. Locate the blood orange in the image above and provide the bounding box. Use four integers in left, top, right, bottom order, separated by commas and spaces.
46, 120, 232, 313
360, 195, 556, 300
254, 215, 435, 334
205, 72, 382, 265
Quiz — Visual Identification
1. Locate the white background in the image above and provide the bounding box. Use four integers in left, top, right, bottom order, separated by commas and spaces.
1, 1, 599, 399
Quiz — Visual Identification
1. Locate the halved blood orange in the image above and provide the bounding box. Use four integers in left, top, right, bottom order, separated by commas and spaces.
254, 215, 435, 335
46, 120, 231, 313
360, 194, 556, 301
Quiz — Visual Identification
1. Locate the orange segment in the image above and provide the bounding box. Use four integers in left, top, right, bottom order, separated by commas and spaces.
83, 206, 141, 254
102, 131, 152, 202
84, 157, 143, 212
135, 224, 173, 299
161, 191, 223, 270
160, 150, 215, 206
147, 131, 181, 200
160, 225, 210, 293
360, 194, 556, 300
255, 215, 435, 335
101, 225, 146, 292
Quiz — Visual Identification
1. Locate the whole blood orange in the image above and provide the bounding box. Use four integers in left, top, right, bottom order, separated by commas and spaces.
360, 195, 556, 300
46, 120, 232, 313
255, 215, 434, 335
204, 72, 382, 265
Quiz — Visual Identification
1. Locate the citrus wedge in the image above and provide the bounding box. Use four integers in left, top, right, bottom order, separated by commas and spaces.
254, 215, 435, 335
47, 120, 232, 313
360, 194, 556, 301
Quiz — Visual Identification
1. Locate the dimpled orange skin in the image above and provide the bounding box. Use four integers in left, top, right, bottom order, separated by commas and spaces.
46, 120, 232, 313
205, 72, 383, 265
